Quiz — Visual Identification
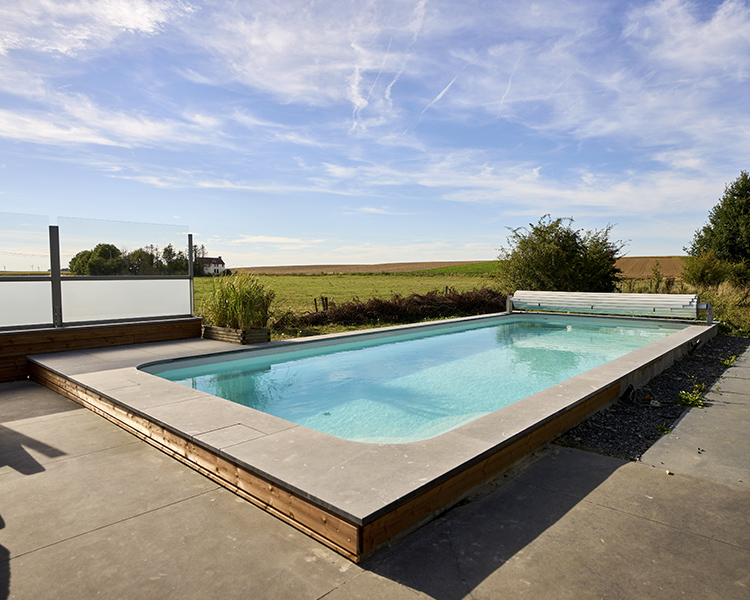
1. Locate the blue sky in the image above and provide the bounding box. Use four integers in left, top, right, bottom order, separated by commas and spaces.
1, 0, 749, 269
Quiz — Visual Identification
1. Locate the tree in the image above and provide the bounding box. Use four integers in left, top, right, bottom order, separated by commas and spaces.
687, 171, 750, 261
125, 247, 159, 275
161, 243, 188, 274
68, 243, 189, 276
681, 249, 729, 287
86, 244, 124, 275
68, 244, 123, 275
192, 244, 208, 276
68, 249, 92, 275
496, 215, 624, 293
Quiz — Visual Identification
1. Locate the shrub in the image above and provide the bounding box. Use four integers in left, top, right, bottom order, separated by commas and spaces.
496, 215, 623, 293
297, 287, 507, 326
699, 283, 750, 336
727, 261, 750, 287
199, 273, 275, 329
650, 260, 663, 293
682, 250, 730, 287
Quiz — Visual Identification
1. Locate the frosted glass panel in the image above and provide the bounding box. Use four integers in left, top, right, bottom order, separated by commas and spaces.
0, 213, 50, 274
0, 281, 53, 327
62, 279, 191, 322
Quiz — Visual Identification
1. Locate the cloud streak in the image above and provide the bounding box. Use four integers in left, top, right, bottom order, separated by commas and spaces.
421, 72, 460, 114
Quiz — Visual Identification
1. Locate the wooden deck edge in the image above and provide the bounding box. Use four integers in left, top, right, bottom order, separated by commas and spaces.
0, 318, 202, 383
358, 382, 620, 559
29, 363, 362, 562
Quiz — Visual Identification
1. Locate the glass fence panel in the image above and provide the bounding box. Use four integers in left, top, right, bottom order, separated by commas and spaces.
0, 281, 53, 327
61, 279, 192, 322
0, 213, 50, 275
57, 217, 190, 277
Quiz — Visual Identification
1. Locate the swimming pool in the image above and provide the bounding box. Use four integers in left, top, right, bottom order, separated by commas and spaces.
32, 312, 715, 562
147, 315, 686, 443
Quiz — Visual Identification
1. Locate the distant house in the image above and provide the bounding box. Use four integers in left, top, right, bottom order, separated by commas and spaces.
199, 256, 226, 276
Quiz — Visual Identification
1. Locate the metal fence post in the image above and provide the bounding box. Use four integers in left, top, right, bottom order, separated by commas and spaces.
49, 225, 63, 327
188, 233, 194, 316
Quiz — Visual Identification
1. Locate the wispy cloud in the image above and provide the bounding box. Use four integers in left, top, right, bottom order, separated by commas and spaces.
230, 235, 324, 246
1, 0, 748, 264
0, 0, 193, 56
0, 98, 222, 148
344, 206, 414, 216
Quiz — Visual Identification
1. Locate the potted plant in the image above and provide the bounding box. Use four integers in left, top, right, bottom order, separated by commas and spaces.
198, 273, 275, 344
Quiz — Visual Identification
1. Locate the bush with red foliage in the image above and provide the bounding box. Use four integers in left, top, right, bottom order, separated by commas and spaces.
296, 287, 506, 326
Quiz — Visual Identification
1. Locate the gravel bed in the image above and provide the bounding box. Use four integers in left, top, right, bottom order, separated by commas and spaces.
555, 334, 750, 461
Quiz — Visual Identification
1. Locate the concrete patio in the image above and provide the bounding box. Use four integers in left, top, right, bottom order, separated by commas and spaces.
1, 346, 749, 599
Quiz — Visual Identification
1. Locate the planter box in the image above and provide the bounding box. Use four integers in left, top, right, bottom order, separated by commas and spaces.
201, 325, 270, 344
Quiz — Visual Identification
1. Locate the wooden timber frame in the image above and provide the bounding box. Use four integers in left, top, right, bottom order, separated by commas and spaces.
29, 358, 624, 562
201, 325, 271, 344
0, 318, 202, 382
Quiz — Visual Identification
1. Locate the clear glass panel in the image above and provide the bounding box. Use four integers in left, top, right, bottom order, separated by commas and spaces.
0, 281, 53, 327
57, 217, 190, 276
0, 213, 50, 275
61, 279, 192, 322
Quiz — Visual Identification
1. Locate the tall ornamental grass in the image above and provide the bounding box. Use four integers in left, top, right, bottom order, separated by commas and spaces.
199, 273, 275, 329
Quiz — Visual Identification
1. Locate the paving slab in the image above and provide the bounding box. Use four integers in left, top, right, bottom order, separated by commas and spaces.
367, 446, 750, 600
721, 364, 750, 379
1, 409, 135, 475
517, 446, 750, 549
2, 439, 219, 558
0, 380, 81, 423
641, 392, 750, 487
711, 374, 750, 394
5, 489, 360, 600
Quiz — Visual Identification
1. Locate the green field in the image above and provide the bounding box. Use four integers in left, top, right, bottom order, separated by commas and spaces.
194, 272, 497, 316
198, 260, 750, 337
401, 263, 499, 276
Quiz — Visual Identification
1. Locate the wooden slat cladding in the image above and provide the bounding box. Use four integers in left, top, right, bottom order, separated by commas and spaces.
359, 382, 621, 558
0, 318, 202, 382
29, 363, 361, 561
201, 325, 270, 344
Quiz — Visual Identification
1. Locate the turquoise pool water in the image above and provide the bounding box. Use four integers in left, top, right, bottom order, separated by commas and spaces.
149, 316, 685, 443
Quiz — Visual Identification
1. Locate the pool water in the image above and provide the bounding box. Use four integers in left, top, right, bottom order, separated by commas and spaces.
151, 316, 685, 443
